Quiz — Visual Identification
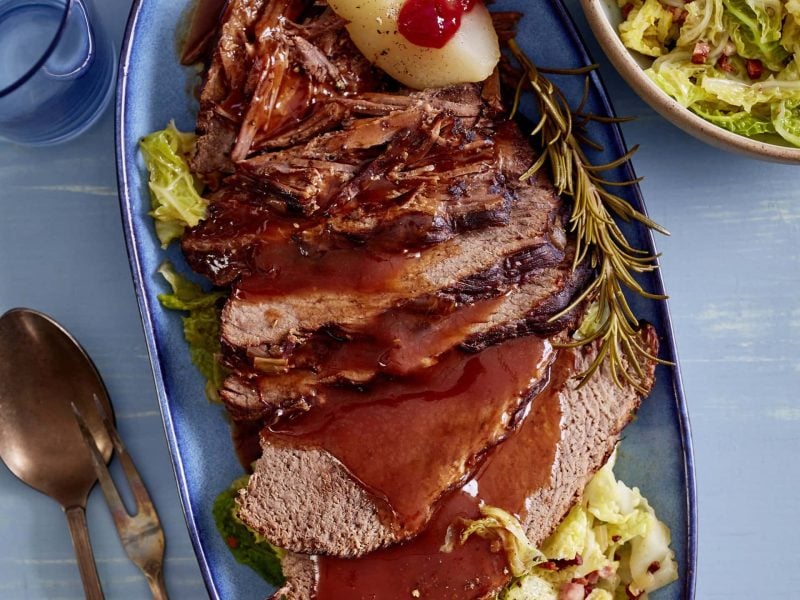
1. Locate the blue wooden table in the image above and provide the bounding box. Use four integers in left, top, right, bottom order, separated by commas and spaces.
1, 0, 798, 598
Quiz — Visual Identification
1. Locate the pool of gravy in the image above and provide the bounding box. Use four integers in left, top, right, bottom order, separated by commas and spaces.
266, 335, 554, 536
314, 348, 575, 599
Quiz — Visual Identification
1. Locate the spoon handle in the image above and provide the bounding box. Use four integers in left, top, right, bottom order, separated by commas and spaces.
65, 506, 105, 600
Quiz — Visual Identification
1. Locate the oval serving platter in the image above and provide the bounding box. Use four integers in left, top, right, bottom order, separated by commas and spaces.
116, 1, 697, 598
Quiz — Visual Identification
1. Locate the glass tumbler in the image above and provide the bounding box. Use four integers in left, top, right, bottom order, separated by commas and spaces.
0, 0, 115, 145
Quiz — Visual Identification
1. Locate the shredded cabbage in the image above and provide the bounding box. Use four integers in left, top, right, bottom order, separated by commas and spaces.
458, 506, 547, 577
618, 0, 678, 57
692, 105, 776, 135
502, 575, 559, 600
618, 0, 800, 146
157, 262, 226, 402
139, 122, 208, 247
470, 450, 678, 600
772, 99, 800, 142
141, 124, 223, 401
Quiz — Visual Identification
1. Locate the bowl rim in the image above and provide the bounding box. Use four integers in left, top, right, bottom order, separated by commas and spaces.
580, 0, 800, 164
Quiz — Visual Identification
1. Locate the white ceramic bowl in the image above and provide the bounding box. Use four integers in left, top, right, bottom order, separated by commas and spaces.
581, 0, 800, 164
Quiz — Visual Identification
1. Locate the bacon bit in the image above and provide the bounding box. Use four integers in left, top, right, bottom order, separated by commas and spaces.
669, 6, 687, 24
551, 553, 583, 569
226, 536, 239, 549
536, 554, 583, 571
621, 2, 635, 18
599, 565, 616, 578
560, 582, 586, 600
746, 59, 764, 80
691, 41, 711, 65
611, 535, 622, 542
585, 570, 601, 585
648, 560, 662, 573
716, 54, 736, 73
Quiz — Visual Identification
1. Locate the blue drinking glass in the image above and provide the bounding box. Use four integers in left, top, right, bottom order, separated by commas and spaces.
0, 0, 115, 145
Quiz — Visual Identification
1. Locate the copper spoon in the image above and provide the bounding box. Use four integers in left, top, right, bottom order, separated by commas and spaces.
0, 308, 113, 600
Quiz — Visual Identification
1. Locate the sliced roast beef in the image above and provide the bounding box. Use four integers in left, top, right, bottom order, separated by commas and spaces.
219, 173, 567, 353
183, 107, 531, 286
266, 327, 659, 600
191, 0, 387, 176
190, 0, 266, 176
236, 335, 556, 557
219, 243, 591, 427
236, 106, 498, 217
272, 554, 318, 600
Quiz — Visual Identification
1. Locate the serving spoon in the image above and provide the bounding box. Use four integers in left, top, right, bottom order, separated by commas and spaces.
0, 308, 113, 600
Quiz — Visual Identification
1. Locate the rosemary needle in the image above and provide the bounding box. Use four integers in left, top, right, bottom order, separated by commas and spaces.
507, 39, 671, 393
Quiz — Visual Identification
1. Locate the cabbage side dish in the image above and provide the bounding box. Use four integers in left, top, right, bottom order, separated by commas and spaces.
618, 0, 800, 146
457, 450, 678, 599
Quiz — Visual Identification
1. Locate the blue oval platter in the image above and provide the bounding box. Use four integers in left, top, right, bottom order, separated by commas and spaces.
116, 1, 697, 598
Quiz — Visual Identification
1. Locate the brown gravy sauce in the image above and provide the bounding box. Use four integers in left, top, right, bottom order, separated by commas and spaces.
318, 492, 509, 600
236, 241, 417, 299
232, 419, 263, 470
192, 203, 462, 288
266, 336, 553, 535
313, 349, 575, 599
293, 295, 502, 377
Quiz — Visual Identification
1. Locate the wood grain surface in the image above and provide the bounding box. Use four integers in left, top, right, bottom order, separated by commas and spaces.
0, 0, 798, 598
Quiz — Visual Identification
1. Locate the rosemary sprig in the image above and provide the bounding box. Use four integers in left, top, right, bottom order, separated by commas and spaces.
507, 39, 670, 393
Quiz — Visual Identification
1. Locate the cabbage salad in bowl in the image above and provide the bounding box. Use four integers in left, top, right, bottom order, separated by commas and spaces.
618, 0, 800, 146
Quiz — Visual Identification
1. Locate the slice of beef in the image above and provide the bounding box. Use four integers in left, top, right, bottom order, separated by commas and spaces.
190, 0, 267, 176
183, 108, 530, 286
266, 327, 659, 600
219, 173, 567, 353
272, 554, 318, 600
219, 244, 591, 427
236, 102, 491, 216
236, 335, 556, 557
314, 116, 522, 248
191, 0, 386, 177
221, 370, 319, 424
